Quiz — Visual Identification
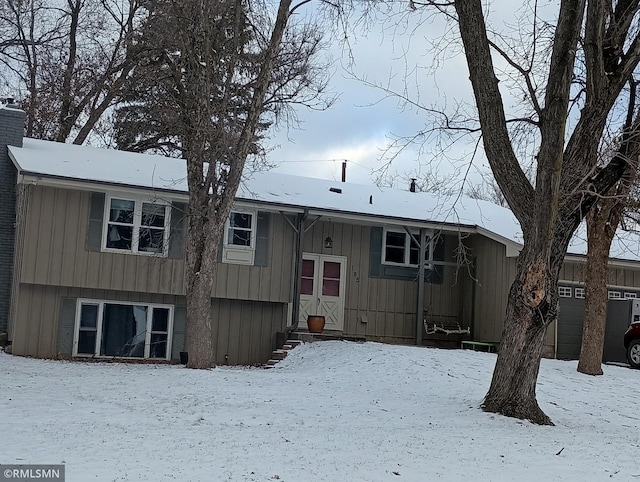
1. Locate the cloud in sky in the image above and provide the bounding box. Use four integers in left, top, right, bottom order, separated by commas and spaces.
271, 132, 395, 185
267, 5, 480, 188
267, 1, 559, 190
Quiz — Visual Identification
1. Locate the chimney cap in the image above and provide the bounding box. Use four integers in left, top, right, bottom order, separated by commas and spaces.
2, 97, 19, 109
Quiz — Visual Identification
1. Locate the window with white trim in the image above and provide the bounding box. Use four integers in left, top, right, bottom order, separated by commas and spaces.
608, 291, 622, 300
103, 196, 170, 255
558, 286, 572, 298
624, 292, 638, 299
382, 228, 433, 267
73, 300, 173, 359
222, 210, 256, 265
574, 287, 585, 299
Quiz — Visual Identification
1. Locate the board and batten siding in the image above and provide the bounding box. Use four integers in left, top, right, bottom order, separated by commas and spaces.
560, 259, 640, 289
18, 185, 294, 303
466, 234, 514, 343
12, 284, 181, 358
302, 220, 467, 341
469, 235, 581, 356
11, 284, 286, 364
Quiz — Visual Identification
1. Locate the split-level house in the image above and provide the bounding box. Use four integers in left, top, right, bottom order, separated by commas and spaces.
2, 106, 640, 365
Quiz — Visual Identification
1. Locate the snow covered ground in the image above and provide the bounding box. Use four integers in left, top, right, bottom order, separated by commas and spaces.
2, 341, 639, 481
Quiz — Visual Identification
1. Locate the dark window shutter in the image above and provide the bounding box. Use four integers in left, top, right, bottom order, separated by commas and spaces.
168, 202, 187, 259
369, 227, 382, 277
433, 231, 445, 261
217, 237, 223, 263
56, 297, 77, 356
254, 211, 270, 267
171, 305, 186, 362
86, 192, 105, 252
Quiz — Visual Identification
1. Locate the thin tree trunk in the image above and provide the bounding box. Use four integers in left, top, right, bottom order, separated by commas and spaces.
577, 208, 615, 375
578, 79, 640, 375
56, 0, 80, 142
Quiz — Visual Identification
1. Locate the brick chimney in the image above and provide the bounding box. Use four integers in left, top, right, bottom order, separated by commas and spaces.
0, 106, 26, 334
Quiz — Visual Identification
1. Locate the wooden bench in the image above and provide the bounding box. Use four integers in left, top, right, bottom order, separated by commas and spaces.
461, 340, 498, 353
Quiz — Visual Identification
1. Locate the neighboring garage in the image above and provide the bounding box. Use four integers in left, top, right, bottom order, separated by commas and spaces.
556, 284, 640, 362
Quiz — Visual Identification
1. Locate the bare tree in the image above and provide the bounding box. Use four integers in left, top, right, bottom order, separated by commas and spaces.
578, 79, 640, 375
0, 0, 144, 143
133, 0, 333, 368
465, 172, 508, 208
458, 0, 640, 425
381, 0, 640, 424
112, 1, 331, 160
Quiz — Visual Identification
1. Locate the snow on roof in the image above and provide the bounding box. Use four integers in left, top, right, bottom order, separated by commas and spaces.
8, 137, 640, 262
239, 170, 523, 245
10, 138, 189, 192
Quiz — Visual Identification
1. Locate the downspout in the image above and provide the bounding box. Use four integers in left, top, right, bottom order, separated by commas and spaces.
290, 209, 308, 334
416, 228, 426, 345
470, 256, 477, 340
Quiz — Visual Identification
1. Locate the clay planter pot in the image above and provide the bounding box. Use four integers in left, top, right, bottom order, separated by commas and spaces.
307, 315, 326, 333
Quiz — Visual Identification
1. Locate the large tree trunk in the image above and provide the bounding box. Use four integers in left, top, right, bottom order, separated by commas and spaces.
178, 0, 295, 368
184, 264, 216, 368
183, 187, 220, 369
451, 0, 640, 424
482, 247, 561, 426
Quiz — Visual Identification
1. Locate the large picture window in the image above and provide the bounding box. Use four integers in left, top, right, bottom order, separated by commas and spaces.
382, 228, 433, 267
104, 196, 169, 255
73, 300, 173, 360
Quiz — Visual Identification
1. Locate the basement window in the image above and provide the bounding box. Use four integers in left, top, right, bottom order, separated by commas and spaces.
103, 196, 170, 256
73, 300, 173, 360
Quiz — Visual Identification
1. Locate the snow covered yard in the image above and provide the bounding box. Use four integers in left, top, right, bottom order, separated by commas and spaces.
1, 341, 640, 482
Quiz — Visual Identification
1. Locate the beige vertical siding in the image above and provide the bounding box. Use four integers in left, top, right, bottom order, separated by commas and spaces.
212, 298, 286, 365
466, 234, 514, 342
18, 186, 294, 303
12, 284, 183, 358
560, 259, 640, 289
11, 283, 286, 365
8, 184, 30, 341
302, 219, 468, 341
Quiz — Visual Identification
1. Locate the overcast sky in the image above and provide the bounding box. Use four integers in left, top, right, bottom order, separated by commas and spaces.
266, 1, 558, 192
265, 4, 478, 190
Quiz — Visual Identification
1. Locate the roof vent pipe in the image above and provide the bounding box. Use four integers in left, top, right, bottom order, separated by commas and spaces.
410, 178, 417, 193
342, 160, 347, 182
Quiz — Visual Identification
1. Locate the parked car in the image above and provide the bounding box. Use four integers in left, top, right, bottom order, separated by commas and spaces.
624, 322, 640, 368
